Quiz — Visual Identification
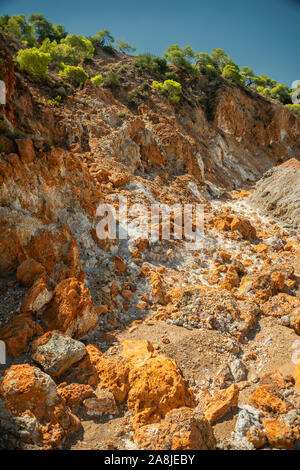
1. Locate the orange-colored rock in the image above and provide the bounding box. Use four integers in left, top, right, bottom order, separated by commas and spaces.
15, 138, 36, 163
83, 387, 118, 416
136, 301, 147, 310
16, 258, 46, 287
150, 270, 167, 305
57, 383, 94, 406
25, 225, 83, 282
197, 384, 239, 425
238, 273, 273, 300
293, 362, 300, 390
249, 386, 291, 414
219, 249, 232, 262
221, 267, 240, 291
118, 340, 194, 429
95, 304, 108, 315
291, 307, 300, 335
262, 294, 300, 333
284, 241, 300, 254
41, 278, 98, 339
65, 344, 130, 404
259, 369, 287, 392
135, 237, 148, 251
0, 364, 80, 448
121, 289, 133, 301
255, 243, 268, 254
285, 279, 297, 290
0, 220, 25, 277
0, 313, 43, 357
214, 215, 233, 232
120, 339, 154, 366
113, 256, 127, 273
93, 168, 111, 183
127, 355, 194, 429
263, 418, 298, 449
231, 217, 257, 240
109, 172, 129, 188
22, 276, 53, 313
247, 426, 267, 449
270, 271, 285, 292
131, 248, 142, 259
134, 407, 216, 450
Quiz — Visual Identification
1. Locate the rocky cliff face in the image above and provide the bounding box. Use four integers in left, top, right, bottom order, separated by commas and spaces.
248, 158, 300, 229
0, 34, 299, 450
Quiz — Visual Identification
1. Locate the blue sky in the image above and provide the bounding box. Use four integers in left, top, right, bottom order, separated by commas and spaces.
1, 0, 299, 87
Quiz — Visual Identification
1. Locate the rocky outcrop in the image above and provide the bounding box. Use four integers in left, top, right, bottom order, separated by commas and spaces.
247, 159, 300, 228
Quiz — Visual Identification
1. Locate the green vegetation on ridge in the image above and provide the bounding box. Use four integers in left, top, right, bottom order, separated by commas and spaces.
1, 12, 299, 118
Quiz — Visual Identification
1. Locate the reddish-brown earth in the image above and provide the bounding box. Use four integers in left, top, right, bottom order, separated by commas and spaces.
0, 31, 299, 450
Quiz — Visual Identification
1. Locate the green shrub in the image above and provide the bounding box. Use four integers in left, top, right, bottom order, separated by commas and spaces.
134, 53, 167, 76
4, 15, 36, 46
211, 48, 236, 72
164, 45, 198, 77
152, 79, 182, 103
222, 65, 244, 86
90, 30, 114, 50
256, 84, 292, 104
47, 95, 62, 106
61, 35, 94, 62
164, 70, 180, 82
91, 74, 103, 86
256, 86, 271, 97
102, 45, 115, 55
269, 84, 292, 104
59, 65, 89, 88
127, 88, 149, 107
16, 47, 51, 79
116, 39, 136, 54
141, 81, 150, 91
286, 104, 300, 119
28, 14, 66, 44
40, 39, 78, 67
102, 71, 119, 89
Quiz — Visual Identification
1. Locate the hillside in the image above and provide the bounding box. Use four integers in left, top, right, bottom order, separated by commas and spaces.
0, 29, 299, 451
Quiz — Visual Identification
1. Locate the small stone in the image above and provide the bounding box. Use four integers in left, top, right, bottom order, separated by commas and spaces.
230, 359, 248, 382
83, 388, 118, 416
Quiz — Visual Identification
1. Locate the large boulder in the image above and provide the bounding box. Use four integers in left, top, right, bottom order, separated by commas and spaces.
41, 278, 98, 339
32, 332, 87, 376
121, 340, 195, 429
0, 364, 80, 448
0, 313, 43, 358
17, 258, 46, 287
134, 407, 216, 450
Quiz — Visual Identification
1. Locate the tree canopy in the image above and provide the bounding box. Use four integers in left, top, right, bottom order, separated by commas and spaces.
0, 12, 294, 109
